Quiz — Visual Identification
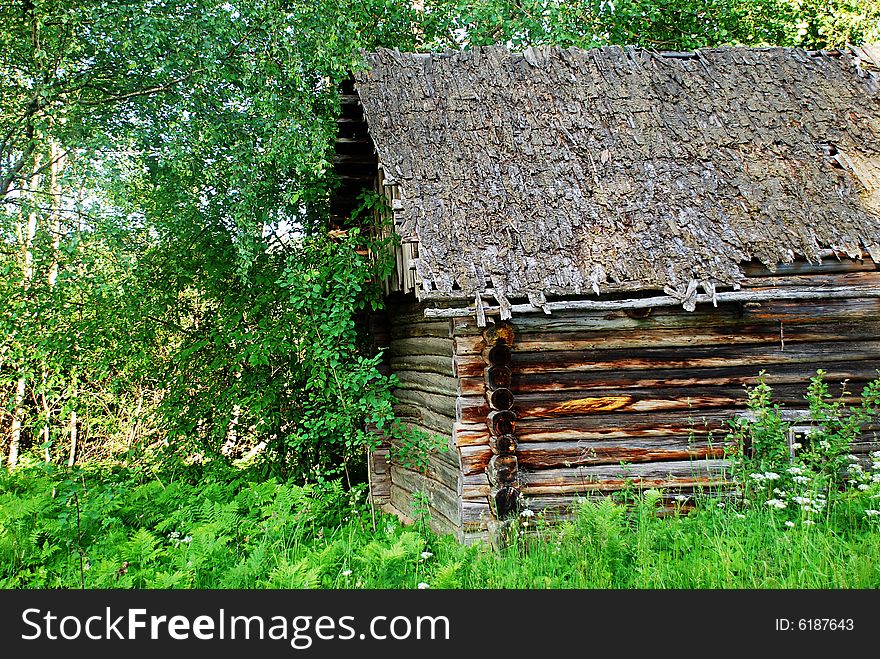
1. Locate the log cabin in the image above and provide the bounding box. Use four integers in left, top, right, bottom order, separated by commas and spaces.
331, 44, 880, 543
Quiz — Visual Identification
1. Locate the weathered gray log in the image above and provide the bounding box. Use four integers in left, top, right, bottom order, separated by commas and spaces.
389, 337, 453, 357
391, 465, 461, 525
518, 459, 731, 495
390, 485, 459, 534
462, 471, 490, 499
393, 387, 457, 418
508, 359, 880, 393
390, 320, 453, 340
390, 354, 455, 377
453, 340, 880, 378
517, 436, 729, 469
393, 370, 459, 397
424, 284, 880, 319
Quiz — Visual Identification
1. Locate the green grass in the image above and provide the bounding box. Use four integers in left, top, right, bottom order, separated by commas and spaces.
2, 463, 879, 589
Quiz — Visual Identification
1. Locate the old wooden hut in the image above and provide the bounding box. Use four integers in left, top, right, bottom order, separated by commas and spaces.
332, 44, 880, 543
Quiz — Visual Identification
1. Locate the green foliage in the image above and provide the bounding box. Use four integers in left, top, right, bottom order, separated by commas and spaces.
727, 371, 880, 528
3, 462, 879, 589
2, 0, 878, 480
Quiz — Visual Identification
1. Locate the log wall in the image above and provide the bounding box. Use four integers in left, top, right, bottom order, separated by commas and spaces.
371, 299, 472, 539
372, 257, 880, 539
449, 258, 880, 527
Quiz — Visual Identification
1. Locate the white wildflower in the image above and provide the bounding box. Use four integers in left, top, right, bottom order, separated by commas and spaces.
674, 494, 689, 502
865, 510, 880, 517
793, 496, 811, 506
520, 509, 535, 518
182, 535, 192, 544
417, 582, 430, 589
735, 513, 746, 519
763, 471, 780, 481
846, 454, 861, 462
819, 440, 831, 450
341, 569, 352, 577
773, 488, 786, 496
749, 473, 765, 482
765, 499, 787, 510
420, 551, 433, 560
803, 520, 815, 526
791, 442, 802, 450
872, 474, 880, 483
785, 521, 795, 528
786, 466, 803, 475
717, 502, 725, 509
858, 484, 870, 491
792, 476, 810, 484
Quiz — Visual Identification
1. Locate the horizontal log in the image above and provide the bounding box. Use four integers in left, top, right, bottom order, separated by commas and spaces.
515, 410, 735, 443
391, 465, 461, 526
460, 444, 492, 476
453, 340, 880, 378
740, 270, 880, 289
390, 486, 459, 535
452, 421, 489, 447
393, 370, 459, 397
517, 437, 728, 469
390, 320, 452, 340
518, 459, 731, 495
394, 388, 456, 418
458, 376, 486, 396
389, 337, 453, 357
390, 354, 454, 377
392, 404, 455, 438
424, 284, 880, 319
463, 472, 490, 499
507, 320, 880, 354
513, 383, 863, 418
462, 500, 491, 530
452, 294, 880, 337
509, 359, 880, 393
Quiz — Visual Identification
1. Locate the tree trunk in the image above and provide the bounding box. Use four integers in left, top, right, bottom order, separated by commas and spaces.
8, 155, 42, 469
8, 377, 26, 469
67, 409, 78, 467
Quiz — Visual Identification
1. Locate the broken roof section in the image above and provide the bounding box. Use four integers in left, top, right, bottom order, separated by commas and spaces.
354, 44, 880, 304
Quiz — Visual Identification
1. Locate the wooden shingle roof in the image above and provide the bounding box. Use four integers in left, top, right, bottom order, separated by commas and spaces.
354, 45, 880, 305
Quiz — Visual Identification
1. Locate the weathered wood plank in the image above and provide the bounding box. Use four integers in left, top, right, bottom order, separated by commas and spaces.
517, 437, 730, 469
460, 444, 492, 476
512, 383, 863, 418
509, 359, 880, 393
463, 472, 490, 499
390, 354, 455, 377
391, 465, 461, 525
390, 485, 459, 535
507, 320, 880, 354
394, 370, 459, 397
426, 284, 880, 319
454, 340, 880, 378
393, 388, 457, 418
390, 320, 452, 340
452, 421, 489, 447
518, 459, 731, 495
389, 337, 453, 358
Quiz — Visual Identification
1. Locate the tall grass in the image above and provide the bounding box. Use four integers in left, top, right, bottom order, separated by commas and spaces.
2, 463, 878, 589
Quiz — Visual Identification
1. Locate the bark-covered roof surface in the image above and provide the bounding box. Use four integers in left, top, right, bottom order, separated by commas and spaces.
354, 45, 880, 303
